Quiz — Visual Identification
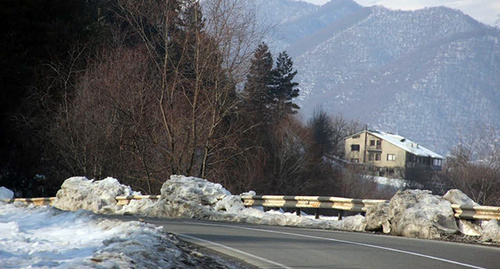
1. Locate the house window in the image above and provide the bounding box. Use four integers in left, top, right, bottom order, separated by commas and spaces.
376, 140, 382, 149
387, 154, 396, 161
351, 158, 359, 163
369, 153, 381, 161
370, 140, 375, 146
433, 159, 442, 166
351, 144, 360, 151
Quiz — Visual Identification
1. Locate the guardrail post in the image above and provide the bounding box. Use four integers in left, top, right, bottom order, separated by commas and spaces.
296, 209, 301, 216
315, 209, 320, 219
338, 210, 344, 220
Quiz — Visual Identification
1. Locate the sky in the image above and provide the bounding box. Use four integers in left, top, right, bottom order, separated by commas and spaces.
301, 0, 500, 26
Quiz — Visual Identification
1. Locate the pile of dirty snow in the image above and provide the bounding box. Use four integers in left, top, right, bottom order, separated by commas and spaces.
366, 189, 459, 239
147, 175, 367, 230
51, 175, 500, 243
443, 189, 500, 242
53, 177, 146, 214
52, 175, 366, 231
0, 201, 238, 268
365, 188, 500, 243
0, 186, 14, 200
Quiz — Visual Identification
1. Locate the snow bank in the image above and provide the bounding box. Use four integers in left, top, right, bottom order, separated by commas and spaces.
366, 189, 500, 242
0, 202, 237, 268
147, 175, 230, 218
145, 175, 367, 231
51, 175, 500, 243
365, 202, 390, 233
53, 177, 149, 214
480, 220, 500, 242
442, 189, 500, 241
51, 175, 366, 231
366, 189, 458, 239
0, 186, 14, 200
443, 189, 482, 236
443, 189, 479, 206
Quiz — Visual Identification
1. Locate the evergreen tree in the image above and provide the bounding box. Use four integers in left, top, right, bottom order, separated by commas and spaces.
243, 42, 274, 116
269, 51, 300, 120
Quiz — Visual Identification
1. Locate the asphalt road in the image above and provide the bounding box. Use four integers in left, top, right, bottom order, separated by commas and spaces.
112, 216, 500, 269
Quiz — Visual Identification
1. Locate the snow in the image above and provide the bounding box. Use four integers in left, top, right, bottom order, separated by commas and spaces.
352, 0, 500, 27
49, 175, 366, 232
443, 189, 478, 206
371, 176, 406, 189
0, 187, 14, 200
53, 177, 141, 214
146, 175, 366, 231
2, 175, 499, 268
49, 175, 500, 242
365, 130, 444, 159
480, 220, 500, 242
0, 202, 237, 268
365, 189, 458, 239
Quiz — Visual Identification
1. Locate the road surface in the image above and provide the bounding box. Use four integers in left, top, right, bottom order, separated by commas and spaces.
111, 216, 500, 269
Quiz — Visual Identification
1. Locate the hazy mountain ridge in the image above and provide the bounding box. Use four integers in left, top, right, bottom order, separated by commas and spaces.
254, 0, 318, 28
275, 0, 363, 46
260, 0, 500, 154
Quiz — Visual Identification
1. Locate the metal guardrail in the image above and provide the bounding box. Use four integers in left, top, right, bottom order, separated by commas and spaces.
2, 197, 57, 206
241, 195, 500, 221
3, 195, 500, 221
451, 204, 500, 221
115, 195, 161, 205
241, 195, 387, 212
241, 195, 387, 219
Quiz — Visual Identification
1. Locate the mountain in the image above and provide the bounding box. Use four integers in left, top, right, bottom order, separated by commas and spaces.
352, 0, 500, 27
260, 0, 500, 154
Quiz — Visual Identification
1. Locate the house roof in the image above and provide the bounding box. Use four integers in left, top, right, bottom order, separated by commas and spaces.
348, 129, 444, 159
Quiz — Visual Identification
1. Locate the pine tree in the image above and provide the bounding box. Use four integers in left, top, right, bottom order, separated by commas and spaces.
243, 42, 274, 116
269, 51, 300, 121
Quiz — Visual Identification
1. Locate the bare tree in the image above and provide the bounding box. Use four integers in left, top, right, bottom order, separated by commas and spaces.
269, 118, 309, 194
202, 0, 268, 82
441, 127, 500, 205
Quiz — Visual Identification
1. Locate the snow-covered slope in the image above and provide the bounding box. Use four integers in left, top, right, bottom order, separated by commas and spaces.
0, 202, 237, 268
258, 0, 500, 154
353, 0, 500, 27
303, 1, 500, 27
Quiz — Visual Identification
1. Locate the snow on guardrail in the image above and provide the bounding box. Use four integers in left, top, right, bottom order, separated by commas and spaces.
4, 194, 500, 221
3, 176, 500, 243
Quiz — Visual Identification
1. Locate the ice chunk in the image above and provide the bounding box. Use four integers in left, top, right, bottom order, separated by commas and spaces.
53, 177, 140, 214
0, 187, 14, 200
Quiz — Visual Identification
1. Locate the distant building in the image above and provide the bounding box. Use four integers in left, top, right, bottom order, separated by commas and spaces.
344, 129, 444, 177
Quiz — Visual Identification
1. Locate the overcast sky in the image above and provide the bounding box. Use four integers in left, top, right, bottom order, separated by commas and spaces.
301, 0, 500, 26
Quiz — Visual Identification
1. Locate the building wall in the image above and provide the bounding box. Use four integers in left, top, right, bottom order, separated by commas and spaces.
345, 130, 442, 178
345, 131, 407, 168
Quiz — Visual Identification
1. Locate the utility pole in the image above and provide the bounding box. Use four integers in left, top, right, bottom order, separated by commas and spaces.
363, 125, 368, 163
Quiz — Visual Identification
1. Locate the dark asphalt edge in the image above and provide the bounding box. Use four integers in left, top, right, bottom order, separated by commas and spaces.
103, 214, 500, 249
103, 214, 260, 269
175, 235, 260, 269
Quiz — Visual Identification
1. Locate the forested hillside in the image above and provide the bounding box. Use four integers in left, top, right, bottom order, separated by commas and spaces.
2, 0, 499, 205
0, 0, 359, 198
